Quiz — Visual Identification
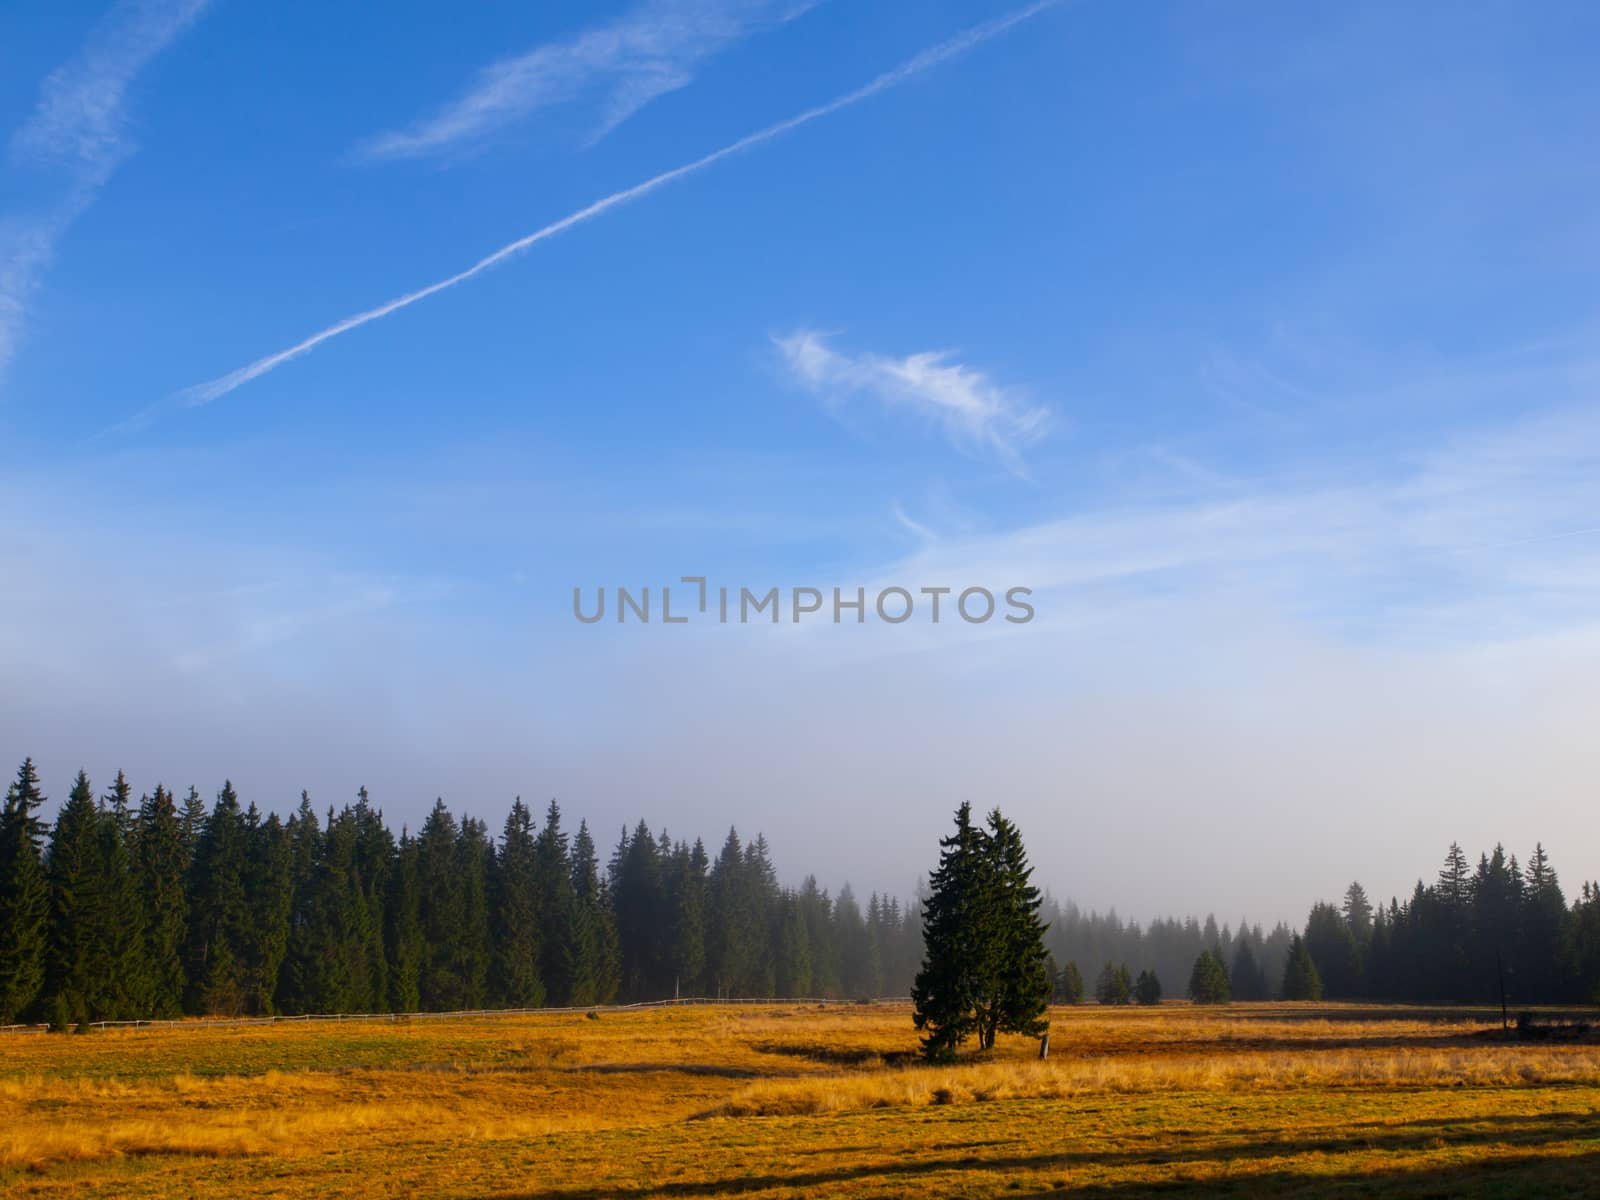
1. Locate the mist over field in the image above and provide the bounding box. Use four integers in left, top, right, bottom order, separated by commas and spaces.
6, 426, 1600, 924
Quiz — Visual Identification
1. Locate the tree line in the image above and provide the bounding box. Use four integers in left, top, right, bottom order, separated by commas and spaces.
0, 760, 921, 1025
1038, 842, 1600, 1009
4, 756, 1597, 1026
1302, 843, 1600, 1006
1038, 899, 1298, 1006
1049, 941, 1304, 1008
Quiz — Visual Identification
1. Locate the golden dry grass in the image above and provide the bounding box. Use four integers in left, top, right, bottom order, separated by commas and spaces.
708, 1045, 1600, 1117
1, 1002, 1596, 1197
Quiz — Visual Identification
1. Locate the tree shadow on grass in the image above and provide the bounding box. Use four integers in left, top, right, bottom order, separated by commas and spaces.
556, 1063, 761, 1078
487, 1109, 1600, 1200
1162, 1032, 1493, 1053
751, 1041, 920, 1068
1204, 1005, 1577, 1024
1012, 1150, 1600, 1198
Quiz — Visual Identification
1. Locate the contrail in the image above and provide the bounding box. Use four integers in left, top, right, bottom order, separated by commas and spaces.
180, 1, 1062, 407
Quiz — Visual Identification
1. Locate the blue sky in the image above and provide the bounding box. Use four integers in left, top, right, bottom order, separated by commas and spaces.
3, 0, 1599, 921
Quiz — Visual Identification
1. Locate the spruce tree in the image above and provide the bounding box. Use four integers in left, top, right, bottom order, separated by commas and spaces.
308, 802, 377, 1012
1095, 962, 1115, 1003
1438, 843, 1471, 907
456, 816, 494, 1008
1573, 883, 1600, 1004
1056, 960, 1085, 1004
137, 785, 189, 1017
351, 789, 393, 1009
0, 759, 49, 1023
1342, 882, 1373, 946
1305, 901, 1361, 998
1433, 842, 1473, 998
1367, 904, 1395, 1001
491, 799, 544, 1008
1228, 936, 1266, 1002
1521, 844, 1566, 1001
566, 820, 617, 1004
276, 793, 323, 1013
1282, 934, 1323, 1000
178, 787, 206, 864
594, 876, 623, 1004
416, 799, 465, 1010
709, 827, 778, 997
533, 801, 576, 1005
882, 896, 915, 996
46, 771, 106, 1021
239, 806, 292, 1014
1187, 949, 1230, 1004
913, 806, 1049, 1055
871, 895, 896, 996
797, 875, 838, 996
912, 803, 986, 1058
106, 771, 137, 842
1096, 961, 1131, 1004
186, 782, 250, 1015
1134, 969, 1163, 1005
385, 828, 424, 1012
776, 893, 812, 997
977, 809, 1051, 1049
97, 779, 150, 1018
667, 838, 707, 998
835, 884, 872, 999
743, 835, 780, 996
610, 819, 665, 1000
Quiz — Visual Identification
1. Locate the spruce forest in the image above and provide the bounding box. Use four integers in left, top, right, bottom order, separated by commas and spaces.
2, 756, 1599, 1026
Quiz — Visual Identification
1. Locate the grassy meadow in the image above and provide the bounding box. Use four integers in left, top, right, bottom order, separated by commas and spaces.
2, 1001, 1598, 1197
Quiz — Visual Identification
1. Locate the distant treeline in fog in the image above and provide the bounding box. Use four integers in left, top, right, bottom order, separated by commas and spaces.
1044, 841, 1600, 1009
1039, 901, 1298, 1005
1, 758, 1597, 1024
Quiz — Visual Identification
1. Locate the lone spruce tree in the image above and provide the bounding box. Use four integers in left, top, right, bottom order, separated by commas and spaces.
978, 810, 1051, 1049
912, 803, 985, 1058
911, 804, 1051, 1060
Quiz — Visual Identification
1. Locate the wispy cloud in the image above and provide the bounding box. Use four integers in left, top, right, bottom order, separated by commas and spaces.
0, 0, 210, 383
892, 503, 938, 543
161, 0, 1062, 414
775, 330, 1050, 470
875, 403, 1600, 649
359, 0, 822, 161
